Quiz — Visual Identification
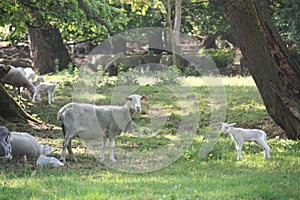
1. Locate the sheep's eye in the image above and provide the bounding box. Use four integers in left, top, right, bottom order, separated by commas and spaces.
129, 97, 132, 100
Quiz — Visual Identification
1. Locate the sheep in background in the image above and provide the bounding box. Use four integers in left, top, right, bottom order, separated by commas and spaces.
8, 132, 52, 161
57, 94, 147, 163
0, 126, 12, 161
32, 81, 58, 104
32, 76, 44, 86
221, 122, 270, 160
24, 67, 35, 81
0, 65, 36, 95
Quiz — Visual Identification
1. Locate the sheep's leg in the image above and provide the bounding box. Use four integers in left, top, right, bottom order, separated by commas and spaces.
256, 139, 270, 159
109, 137, 116, 162
61, 136, 73, 162
67, 139, 77, 162
100, 136, 107, 162
48, 91, 51, 104
51, 91, 55, 103
235, 141, 243, 160
32, 92, 37, 102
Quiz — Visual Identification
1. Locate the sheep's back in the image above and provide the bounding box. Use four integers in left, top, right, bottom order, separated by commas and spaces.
10, 132, 42, 159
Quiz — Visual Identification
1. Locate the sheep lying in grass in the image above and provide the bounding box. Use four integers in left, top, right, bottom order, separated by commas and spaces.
0, 65, 36, 95
57, 94, 147, 163
221, 122, 270, 160
8, 132, 52, 161
32, 81, 58, 104
0, 126, 12, 161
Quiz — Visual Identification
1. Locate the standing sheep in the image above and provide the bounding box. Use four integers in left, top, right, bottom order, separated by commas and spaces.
0, 65, 36, 95
221, 122, 270, 160
57, 94, 147, 163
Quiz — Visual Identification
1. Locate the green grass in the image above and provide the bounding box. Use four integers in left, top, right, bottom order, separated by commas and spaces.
0, 74, 299, 200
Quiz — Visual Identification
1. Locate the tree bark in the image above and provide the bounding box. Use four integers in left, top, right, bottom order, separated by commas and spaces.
28, 26, 72, 74
221, 0, 300, 139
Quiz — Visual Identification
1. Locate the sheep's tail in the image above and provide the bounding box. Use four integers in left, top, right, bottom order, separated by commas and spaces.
57, 103, 74, 122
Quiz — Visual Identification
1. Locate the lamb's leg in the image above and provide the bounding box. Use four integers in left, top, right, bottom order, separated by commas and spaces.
109, 137, 116, 162
235, 141, 243, 160
48, 91, 51, 104
32, 92, 37, 102
100, 136, 107, 162
51, 91, 55, 103
256, 138, 270, 159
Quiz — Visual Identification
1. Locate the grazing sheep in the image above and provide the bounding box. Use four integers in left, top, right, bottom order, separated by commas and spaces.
0, 126, 12, 160
221, 122, 270, 160
0, 65, 36, 95
9, 132, 52, 160
32, 81, 58, 104
57, 94, 147, 163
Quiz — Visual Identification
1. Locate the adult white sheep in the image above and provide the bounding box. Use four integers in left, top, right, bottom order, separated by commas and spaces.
0, 126, 12, 161
0, 65, 36, 95
24, 67, 35, 81
8, 132, 52, 161
221, 122, 270, 160
57, 94, 147, 163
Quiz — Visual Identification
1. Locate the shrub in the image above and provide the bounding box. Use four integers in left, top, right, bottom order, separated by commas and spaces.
207, 48, 235, 69
153, 65, 181, 85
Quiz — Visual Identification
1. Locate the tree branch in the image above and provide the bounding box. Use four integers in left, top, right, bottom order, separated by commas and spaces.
77, 0, 116, 36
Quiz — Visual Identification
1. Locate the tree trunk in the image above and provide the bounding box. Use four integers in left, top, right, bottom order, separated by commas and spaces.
28, 26, 72, 74
172, 0, 182, 67
220, 0, 300, 139
0, 84, 39, 123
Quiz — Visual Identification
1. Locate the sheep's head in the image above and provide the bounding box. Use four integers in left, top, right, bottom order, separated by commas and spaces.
125, 94, 147, 113
220, 122, 237, 133
0, 126, 12, 161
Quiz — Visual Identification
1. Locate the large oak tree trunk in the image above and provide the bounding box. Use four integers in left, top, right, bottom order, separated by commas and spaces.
221, 0, 300, 139
28, 26, 72, 74
0, 65, 37, 123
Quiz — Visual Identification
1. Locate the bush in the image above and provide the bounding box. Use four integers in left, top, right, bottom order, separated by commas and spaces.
153, 65, 181, 85
206, 48, 235, 69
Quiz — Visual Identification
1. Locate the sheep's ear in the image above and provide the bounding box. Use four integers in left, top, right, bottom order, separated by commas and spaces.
124, 96, 130, 101
141, 95, 147, 100
229, 123, 237, 127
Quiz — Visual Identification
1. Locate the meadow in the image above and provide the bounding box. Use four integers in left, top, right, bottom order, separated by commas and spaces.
0, 71, 299, 200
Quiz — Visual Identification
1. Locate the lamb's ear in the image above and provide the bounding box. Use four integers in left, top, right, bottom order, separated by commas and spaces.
229, 123, 237, 127
124, 96, 130, 101
141, 95, 147, 100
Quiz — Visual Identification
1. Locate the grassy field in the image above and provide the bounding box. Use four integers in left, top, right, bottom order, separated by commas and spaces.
0, 72, 299, 200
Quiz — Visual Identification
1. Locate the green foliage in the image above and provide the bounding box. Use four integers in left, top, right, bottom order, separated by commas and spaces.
117, 67, 139, 85
206, 48, 236, 68
269, 0, 300, 46
183, 65, 201, 77
153, 65, 181, 85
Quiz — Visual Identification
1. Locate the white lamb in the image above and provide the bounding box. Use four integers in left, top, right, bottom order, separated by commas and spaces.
221, 122, 270, 160
32, 76, 44, 86
0, 65, 36, 95
32, 81, 58, 104
57, 94, 147, 163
